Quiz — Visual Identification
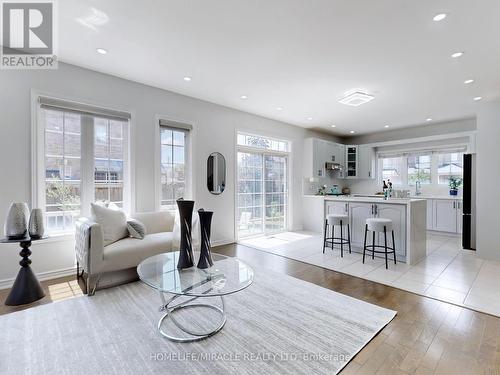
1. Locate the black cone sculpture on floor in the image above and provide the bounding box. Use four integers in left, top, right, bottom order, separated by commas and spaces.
176, 199, 195, 269
197, 209, 214, 269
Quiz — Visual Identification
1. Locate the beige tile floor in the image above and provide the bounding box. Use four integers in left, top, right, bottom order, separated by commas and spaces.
239, 231, 500, 317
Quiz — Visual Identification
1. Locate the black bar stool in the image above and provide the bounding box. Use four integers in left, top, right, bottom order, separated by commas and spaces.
363, 218, 396, 269
323, 214, 351, 257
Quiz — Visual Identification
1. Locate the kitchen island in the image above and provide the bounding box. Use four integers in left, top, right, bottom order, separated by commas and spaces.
325, 196, 426, 264
312, 196, 426, 265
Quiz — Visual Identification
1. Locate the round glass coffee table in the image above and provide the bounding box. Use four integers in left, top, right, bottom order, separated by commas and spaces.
137, 251, 254, 342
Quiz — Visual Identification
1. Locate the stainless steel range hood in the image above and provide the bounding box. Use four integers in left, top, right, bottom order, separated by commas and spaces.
325, 162, 344, 171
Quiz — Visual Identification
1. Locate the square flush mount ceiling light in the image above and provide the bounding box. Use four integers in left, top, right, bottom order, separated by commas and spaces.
338, 91, 375, 107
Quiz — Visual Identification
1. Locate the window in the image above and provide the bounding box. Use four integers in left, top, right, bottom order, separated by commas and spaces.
36, 98, 130, 234
378, 148, 465, 188
237, 133, 289, 152
407, 155, 431, 185
159, 124, 190, 210
44, 110, 82, 232
381, 157, 404, 185
438, 152, 463, 184
94, 118, 125, 207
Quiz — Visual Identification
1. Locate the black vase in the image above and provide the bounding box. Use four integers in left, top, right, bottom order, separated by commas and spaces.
176, 199, 195, 269
197, 209, 214, 269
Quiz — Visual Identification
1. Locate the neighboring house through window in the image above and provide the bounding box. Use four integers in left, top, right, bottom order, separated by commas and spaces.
378, 148, 465, 188
35, 96, 131, 234
158, 119, 191, 210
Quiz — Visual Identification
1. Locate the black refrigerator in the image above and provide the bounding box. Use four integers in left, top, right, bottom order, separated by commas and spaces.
462, 154, 476, 250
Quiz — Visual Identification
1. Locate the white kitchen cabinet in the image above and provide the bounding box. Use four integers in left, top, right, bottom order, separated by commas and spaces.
358, 145, 375, 179
426, 199, 434, 230
375, 203, 406, 260
304, 138, 346, 179
426, 198, 463, 234
433, 200, 457, 233
331, 143, 345, 178
348, 202, 406, 261
325, 201, 349, 216
304, 138, 326, 178
349, 202, 374, 249
331, 143, 345, 164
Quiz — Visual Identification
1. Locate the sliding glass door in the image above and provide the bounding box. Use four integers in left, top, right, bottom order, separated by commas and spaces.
237, 150, 288, 239
264, 154, 287, 233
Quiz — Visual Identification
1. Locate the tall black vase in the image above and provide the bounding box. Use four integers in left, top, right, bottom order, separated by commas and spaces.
197, 209, 214, 269
176, 199, 195, 269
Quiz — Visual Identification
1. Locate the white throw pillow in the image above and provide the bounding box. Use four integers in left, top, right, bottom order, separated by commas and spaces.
91, 203, 129, 246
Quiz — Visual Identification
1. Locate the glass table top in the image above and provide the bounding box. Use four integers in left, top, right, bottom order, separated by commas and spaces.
137, 252, 254, 297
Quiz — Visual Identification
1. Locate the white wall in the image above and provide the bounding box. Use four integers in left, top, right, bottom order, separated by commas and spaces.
476, 102, 500, 260
345, 118, 476, 145
0, 63, 334, 287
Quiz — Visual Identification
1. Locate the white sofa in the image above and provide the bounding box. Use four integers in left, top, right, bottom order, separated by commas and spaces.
75, 211, 175, 295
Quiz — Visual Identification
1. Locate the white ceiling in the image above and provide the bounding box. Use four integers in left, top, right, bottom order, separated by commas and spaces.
58, 0, 500, 135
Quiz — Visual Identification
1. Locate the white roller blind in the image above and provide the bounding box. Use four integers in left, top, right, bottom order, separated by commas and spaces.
39, 96, 131, 121
377, 145, 467, 159
159, 119, 193, 131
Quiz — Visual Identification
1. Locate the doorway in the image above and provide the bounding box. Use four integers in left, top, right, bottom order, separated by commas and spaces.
236, 133, 289, 239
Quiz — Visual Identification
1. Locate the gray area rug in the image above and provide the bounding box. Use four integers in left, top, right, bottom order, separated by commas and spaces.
0, 269, 396, 375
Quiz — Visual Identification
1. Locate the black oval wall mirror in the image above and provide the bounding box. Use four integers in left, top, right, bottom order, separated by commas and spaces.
207, 152, 226, 195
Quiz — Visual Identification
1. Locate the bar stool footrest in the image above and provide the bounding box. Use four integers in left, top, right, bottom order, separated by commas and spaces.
363, 244, 396, 254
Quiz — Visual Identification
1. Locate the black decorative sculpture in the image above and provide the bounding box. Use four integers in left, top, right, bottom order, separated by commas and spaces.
176, 199, 195, 269
197, 209, 214, 269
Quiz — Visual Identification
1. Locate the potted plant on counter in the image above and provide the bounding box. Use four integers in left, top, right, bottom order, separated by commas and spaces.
449, 176, 462, 196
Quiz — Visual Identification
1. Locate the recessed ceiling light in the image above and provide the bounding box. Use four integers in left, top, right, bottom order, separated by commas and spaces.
339, 90, 375, 107
307, 117, 313, 121
384, 125, 390, 128
276, 107, 283, 111
349, 130, 355, 134
451, 52, 464, 58
426, 118, 433, 122
331, 125, 336, 128
473, 96, 483, 101
96, 48, 107, 55
183, 76, 192, 82
464, 79, 475, 84
433, 13, 447, 22
240, 95, 248, 99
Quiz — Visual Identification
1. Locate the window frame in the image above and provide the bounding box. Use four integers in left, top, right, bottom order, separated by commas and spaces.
32, 94, 132, 236
436, 152, 464, 185
155, 118, 193, 211
377, 149, 465, 188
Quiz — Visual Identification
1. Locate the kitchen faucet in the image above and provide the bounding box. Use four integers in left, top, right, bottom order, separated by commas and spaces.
415, 180, 422, 196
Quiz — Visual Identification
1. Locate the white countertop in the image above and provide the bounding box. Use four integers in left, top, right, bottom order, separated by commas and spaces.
324, 196, 425, 205
304, 194, 462, 201
351, 194, 462, 201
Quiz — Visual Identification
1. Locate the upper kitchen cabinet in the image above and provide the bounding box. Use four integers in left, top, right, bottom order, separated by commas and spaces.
345, 145, 358, 178
304, 138, 326, 178
303, 138, 346, 179
358, 145, 376, 179
331, 143, 345, 166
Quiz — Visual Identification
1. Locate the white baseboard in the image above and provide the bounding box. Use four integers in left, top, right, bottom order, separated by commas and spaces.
212, 239, 235, 247
0, 266, 77, 290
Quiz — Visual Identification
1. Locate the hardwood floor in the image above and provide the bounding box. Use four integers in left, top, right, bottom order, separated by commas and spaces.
1, 243, 499, 374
